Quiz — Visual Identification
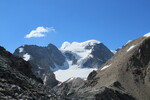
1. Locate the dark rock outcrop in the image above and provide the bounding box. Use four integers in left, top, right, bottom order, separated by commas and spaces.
54, 77, 86, 99
87, 70, 97, 80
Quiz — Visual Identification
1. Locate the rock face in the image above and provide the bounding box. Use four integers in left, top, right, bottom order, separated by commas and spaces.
0, 46, 58, 99
14, 44, 65, 87
54, 77, 86, 98
54, 36, 150, 100
83, 43, 114, 68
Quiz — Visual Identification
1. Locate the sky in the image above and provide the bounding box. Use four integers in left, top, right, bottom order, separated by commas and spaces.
0, 0, 150, 53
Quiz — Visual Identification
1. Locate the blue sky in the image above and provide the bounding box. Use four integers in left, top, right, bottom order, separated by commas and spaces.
0, 0, 150, 53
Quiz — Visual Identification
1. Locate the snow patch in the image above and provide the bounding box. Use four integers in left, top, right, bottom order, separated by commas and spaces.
57, 83, 62, 86
23, 53, 31, 61
43, 76, 47, 85
66, 77, 77, 83
125, 40, 132, 45
139, 49, 141, 53
111, 50, 117, 54
127, 45, 136, 52
19, 48, 24, 53
144, 32, 150, 37
101, 64, 112, 71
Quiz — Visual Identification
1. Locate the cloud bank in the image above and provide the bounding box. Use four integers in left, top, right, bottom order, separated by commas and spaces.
25, 27, 55, 38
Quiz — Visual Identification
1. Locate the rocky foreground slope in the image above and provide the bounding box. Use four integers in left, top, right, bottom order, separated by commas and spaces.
54, 36, 150, 100
0, 46, 58, 99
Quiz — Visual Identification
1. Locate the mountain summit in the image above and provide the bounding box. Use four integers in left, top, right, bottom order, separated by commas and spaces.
60, 40, 113, 68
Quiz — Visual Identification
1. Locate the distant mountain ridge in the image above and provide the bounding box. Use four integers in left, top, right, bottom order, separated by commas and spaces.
14, 40, 113, 84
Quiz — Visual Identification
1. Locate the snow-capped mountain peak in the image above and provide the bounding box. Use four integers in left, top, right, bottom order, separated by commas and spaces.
60, 40, 101, 61
60, 40, 102, 68
60, 40, 101, 51
60, 40, 113, 69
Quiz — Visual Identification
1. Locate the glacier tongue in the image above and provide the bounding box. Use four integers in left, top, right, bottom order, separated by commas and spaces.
54, 64, 97, 82
52, 55, 97, 82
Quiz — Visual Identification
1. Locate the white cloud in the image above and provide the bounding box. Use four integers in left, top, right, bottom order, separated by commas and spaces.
25, 26, 55, 38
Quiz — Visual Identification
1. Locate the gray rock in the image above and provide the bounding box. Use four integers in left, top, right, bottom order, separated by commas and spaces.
14, 44, 65, 87
83, 43, 114, 68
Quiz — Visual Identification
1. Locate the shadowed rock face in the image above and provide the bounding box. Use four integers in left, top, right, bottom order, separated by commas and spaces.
0, 46, 58, 99
14, 44, 65, 87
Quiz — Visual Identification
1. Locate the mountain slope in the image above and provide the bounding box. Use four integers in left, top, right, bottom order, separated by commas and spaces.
54, 35, 150, 100
92, 36, 150, 100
